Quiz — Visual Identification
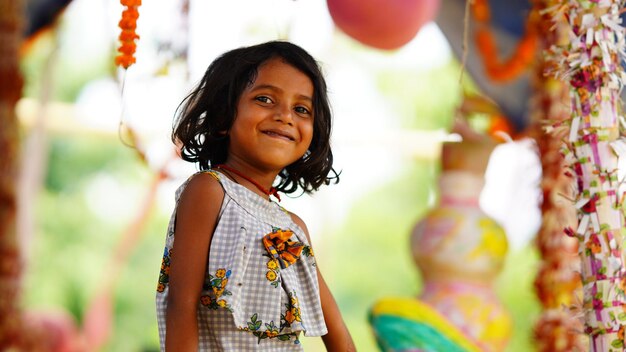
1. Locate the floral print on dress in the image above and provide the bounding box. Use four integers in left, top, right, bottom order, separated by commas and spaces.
243, 313, 300, 344
281, 292, 302, 330
200, 268, 233, 312
157, 248, 172, 293
264, 257, 281, 288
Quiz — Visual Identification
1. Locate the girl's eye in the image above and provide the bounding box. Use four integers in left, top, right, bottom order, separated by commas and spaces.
255, 96, 273, 104
295, 106, 311, 115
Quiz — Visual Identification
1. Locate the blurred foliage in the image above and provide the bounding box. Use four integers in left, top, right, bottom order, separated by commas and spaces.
21, 30, 114, 102
23, 133, 158, 351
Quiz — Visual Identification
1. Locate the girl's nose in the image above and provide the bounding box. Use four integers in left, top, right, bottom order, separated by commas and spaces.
274, 104, 294, 125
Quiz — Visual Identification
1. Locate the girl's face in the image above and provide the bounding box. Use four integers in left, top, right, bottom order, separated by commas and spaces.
227, 57, 314, 172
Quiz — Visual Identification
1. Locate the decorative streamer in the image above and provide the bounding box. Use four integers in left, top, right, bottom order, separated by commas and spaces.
115, 0, 141, 69
0, 0, 25, 349
472, 0, 539, 82
529, 0, 585, 350
545, 0, 626, 349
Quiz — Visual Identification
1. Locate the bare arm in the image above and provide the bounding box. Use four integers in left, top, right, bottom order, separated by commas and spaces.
290, 213, 356, 352
165, 173, 224, 351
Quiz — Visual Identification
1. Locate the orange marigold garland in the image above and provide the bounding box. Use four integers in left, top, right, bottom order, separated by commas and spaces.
115, 0, 141, 69
472, 0, 539, 82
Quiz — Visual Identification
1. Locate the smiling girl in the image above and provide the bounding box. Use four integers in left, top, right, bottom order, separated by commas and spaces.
156, 41, 355, 351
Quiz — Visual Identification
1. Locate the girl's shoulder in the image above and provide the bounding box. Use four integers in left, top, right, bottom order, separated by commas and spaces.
176, 171, 224, 203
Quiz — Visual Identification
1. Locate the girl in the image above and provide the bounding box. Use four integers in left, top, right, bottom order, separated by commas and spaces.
156, 41, 356, 351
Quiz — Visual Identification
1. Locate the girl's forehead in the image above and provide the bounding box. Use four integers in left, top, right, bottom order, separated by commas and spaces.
247, 58, 314, 94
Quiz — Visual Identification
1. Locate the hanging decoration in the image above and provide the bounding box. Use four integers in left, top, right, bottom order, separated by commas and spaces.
471, 0, 539, 82
115, 0, 141, 69
326, 0, 440, 50
528, 1, 584, 350
545, 0, 626, 350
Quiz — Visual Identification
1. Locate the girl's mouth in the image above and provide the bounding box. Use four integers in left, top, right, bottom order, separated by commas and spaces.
262, 130, 295, 141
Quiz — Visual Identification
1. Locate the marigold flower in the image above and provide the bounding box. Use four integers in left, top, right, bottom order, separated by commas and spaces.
119, 17, 137, 29
119, 30, 139, 41
121, 0, 141, 6
115, 55, 136, 68
115, 0, 141, 69
118, 42, 136, 55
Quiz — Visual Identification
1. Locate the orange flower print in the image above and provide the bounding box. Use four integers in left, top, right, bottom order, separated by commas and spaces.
157, 283, 165, 293
285, 310, 295, 324
619, 325, 625, 341
281, 292, 302, 329
200, 295, 213, 306
216, 269, 226, 278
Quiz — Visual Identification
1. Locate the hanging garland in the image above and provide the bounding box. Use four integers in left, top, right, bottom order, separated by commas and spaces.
471, 0, 539, 82
545, 0, 626, 350
529, 0, 585, 350
115, 0, 141, 69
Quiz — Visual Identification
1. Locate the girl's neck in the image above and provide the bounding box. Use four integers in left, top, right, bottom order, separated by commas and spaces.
215, 162, 280, 201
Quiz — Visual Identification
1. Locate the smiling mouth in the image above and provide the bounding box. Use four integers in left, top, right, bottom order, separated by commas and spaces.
262, 131, 295, 141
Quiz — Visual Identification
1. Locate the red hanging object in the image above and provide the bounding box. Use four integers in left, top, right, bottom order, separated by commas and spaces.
327, 0, 440, 50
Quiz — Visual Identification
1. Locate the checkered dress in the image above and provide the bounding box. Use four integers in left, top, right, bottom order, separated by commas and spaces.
156, 171, 327, 351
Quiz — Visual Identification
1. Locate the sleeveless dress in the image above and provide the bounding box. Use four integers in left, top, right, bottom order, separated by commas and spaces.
156, 171, 327, 351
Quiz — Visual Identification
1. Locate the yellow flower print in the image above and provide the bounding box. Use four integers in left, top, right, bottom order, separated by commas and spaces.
266, 270, 277, 281
290, 296, 298, 307
216, 268, 226, 278
292, 307, 302, 322
266, 329, 279, 338
217, 300, 228, 308
266, 259, 278, 270
221, 278, 228, 288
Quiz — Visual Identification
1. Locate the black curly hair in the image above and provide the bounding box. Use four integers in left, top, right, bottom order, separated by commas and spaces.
173, 41, 339, 195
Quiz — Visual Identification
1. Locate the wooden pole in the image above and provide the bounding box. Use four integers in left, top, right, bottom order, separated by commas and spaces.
0, 0, 25, 349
